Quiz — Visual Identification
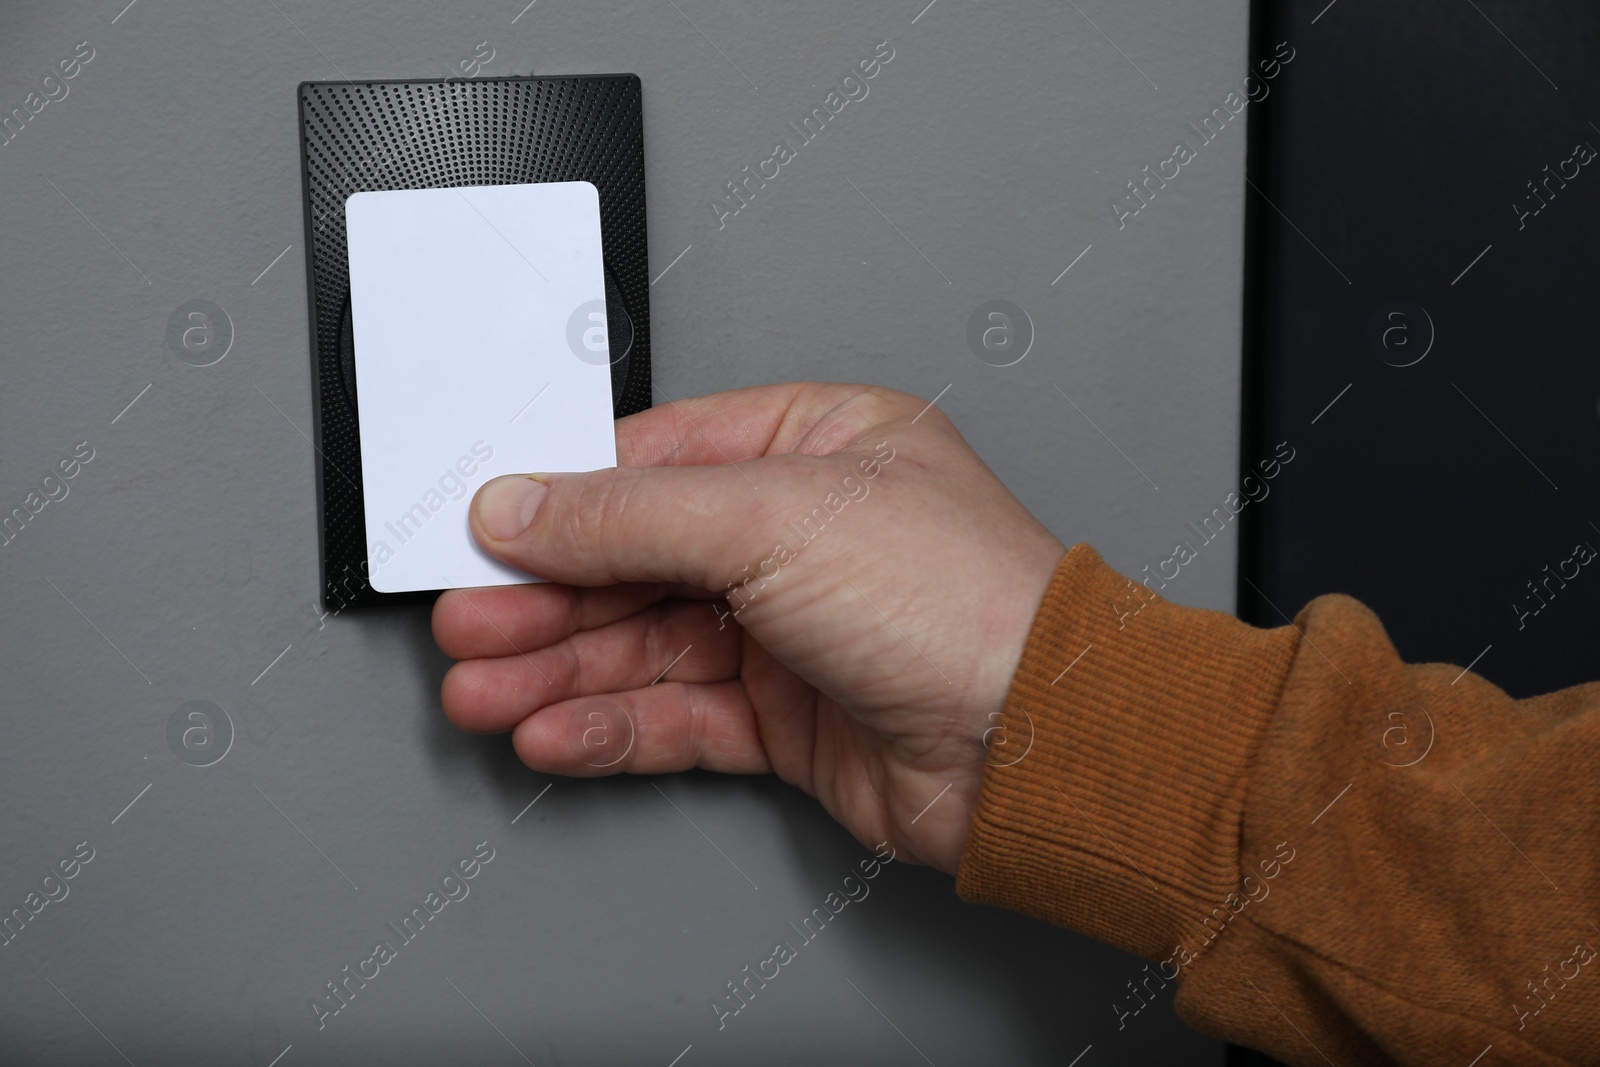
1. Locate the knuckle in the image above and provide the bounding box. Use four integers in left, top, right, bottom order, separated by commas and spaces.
882, 385, 953, 431
800, 391, 896, 454
842, 387, 900, 425
813, 386, 936, 448
861, 384, 928, 421
558, 470, 633, 566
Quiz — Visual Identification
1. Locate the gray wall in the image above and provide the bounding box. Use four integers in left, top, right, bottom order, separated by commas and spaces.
0, 1, 1249, 1063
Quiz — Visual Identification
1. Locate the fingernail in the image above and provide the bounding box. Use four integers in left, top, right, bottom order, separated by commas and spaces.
476, 475, 548, 540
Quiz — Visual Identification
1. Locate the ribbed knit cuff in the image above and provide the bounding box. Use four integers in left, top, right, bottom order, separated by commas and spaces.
955, 544, 1301, 964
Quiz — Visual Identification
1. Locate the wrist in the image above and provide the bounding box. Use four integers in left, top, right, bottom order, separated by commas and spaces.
927, 543, 1066, 873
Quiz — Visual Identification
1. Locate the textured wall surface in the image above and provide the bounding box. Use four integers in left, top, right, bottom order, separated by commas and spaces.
0, 1, 1250, 1063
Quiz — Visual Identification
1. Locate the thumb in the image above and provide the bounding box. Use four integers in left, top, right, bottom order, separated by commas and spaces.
469, 462, 788, 589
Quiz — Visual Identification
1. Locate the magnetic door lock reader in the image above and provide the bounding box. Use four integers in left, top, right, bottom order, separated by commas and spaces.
297, 75, 652, 609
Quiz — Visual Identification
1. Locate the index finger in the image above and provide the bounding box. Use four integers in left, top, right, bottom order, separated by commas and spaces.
614, 382, 898, 467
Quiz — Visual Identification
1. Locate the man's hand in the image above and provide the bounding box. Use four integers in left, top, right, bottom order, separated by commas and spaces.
431, 383, 1065, 874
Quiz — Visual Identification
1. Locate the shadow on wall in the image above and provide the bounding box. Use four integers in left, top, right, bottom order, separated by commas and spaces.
386, 595, 1221, 1064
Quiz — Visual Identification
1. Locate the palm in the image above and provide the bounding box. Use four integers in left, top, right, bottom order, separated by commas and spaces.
736, 622, 976, 870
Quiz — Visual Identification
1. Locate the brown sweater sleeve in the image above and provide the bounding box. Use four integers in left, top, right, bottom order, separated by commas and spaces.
956, 544, 1600, 1066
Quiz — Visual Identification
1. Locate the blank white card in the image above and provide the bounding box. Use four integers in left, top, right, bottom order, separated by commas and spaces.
345, 181, 617, 592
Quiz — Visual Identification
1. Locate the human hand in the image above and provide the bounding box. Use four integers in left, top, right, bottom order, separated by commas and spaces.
432, 383, 1065, 875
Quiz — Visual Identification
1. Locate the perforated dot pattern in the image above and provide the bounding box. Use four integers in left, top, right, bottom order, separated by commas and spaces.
296, 75, 652, 608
